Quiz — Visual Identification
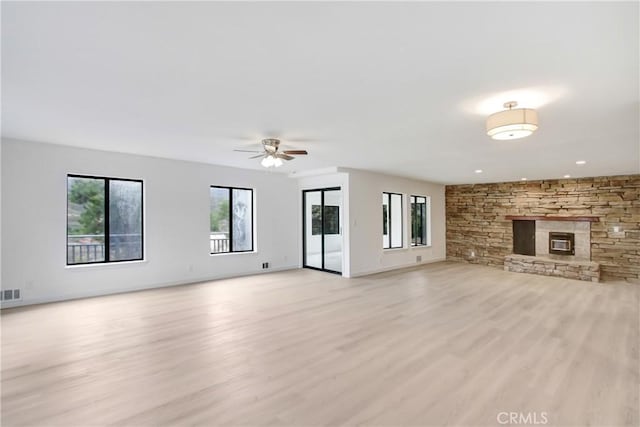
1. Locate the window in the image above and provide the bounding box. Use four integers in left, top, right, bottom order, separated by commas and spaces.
67, 175, 143, 265
382, 192, 403, 249
210, 186, 253, 254
312, 205, 339, 235
411, 195, 429, 246
312, 205, 322, 235
323, 205, 340, 235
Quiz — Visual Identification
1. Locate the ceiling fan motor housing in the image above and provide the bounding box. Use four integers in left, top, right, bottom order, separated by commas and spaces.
262, 138, 280, 151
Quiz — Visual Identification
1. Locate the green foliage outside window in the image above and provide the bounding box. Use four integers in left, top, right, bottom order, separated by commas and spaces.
68, 179, 104, 235
210, 199, 229, 232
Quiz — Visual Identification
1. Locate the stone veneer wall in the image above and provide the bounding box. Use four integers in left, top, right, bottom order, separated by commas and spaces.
446, 174, 640, 282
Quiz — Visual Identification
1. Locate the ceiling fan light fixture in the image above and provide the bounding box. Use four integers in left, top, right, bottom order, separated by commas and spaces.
260, 154, 284, 168
261, 155, 275, 168
239, 138, 307, 167
486, 101, 538, 140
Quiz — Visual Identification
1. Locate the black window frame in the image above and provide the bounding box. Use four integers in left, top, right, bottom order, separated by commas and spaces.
410, 195, 429, 247
66, 174, 144, 266
210, 185, 254, 254
383, 192, 403, 249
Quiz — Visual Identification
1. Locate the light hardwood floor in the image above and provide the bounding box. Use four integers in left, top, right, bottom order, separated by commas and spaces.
2, 262, 638, 426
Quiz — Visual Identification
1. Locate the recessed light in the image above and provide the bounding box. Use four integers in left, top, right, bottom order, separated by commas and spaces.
564, 174, 571, 178
521, 178, 527, 181
475, 169, 483, 173
576, 160, 586, 165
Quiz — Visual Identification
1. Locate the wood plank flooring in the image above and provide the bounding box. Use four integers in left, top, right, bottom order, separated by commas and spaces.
2, 262, 638, 426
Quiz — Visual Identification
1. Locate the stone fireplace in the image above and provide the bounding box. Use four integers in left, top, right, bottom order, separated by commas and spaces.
445, 175, 640, 282
504, 216, 600, 282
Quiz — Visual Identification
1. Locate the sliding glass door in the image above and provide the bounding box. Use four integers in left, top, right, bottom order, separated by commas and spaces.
303, 188, 342, 274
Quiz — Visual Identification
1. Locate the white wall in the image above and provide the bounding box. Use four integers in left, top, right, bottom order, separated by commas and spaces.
295, 167, 446, 278
1, 141, 446, 307
346, 168, 446, 276
1, 139, 299, 307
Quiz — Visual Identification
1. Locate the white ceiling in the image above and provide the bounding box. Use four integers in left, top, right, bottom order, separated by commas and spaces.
2, 1, 639, 184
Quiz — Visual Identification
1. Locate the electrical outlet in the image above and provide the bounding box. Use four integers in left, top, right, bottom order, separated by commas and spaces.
416, 255, 422, 263
262, 262, 269, 269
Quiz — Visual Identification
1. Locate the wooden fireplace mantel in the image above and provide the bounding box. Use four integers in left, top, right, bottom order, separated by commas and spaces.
505, 215, 600, 222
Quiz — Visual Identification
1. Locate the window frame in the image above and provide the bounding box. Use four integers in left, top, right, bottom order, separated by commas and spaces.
383, 192, 404, 249
410, 195, 429, 247
209, 185, 255, 254
66, 174, 144, 266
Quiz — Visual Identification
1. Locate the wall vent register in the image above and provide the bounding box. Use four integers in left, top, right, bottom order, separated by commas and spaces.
1, 289, 21, 301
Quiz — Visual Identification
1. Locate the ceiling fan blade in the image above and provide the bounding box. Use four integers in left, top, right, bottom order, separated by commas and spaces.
278, 153, 295, 161
248, 154, 264, 159
282, 150, 308, 155
234, 149, 262, 153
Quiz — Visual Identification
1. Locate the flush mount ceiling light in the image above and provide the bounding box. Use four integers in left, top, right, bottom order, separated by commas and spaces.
486, 101, 538, 140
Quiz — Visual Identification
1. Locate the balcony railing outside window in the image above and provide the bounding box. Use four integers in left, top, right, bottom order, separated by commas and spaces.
210, 233, 230, 254
67, 233, 142, 264
69, 233, 233, 263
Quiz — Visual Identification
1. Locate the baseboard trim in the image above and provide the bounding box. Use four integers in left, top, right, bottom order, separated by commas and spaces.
350, 257, 447, 278
0, 265, 300, 309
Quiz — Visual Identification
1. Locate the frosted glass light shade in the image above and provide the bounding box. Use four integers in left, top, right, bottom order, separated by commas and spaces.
261, 155, 284, 168
486, 108, 538, 140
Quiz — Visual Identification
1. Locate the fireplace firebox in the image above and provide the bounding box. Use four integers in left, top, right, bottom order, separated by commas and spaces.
513, 220, 536, 256
549, 232, 575, 255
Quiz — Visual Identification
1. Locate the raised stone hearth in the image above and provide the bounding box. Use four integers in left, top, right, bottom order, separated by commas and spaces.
505, 254, 600, 282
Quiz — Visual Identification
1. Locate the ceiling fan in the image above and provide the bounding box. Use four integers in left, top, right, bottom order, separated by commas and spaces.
234, 138, 308, 168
